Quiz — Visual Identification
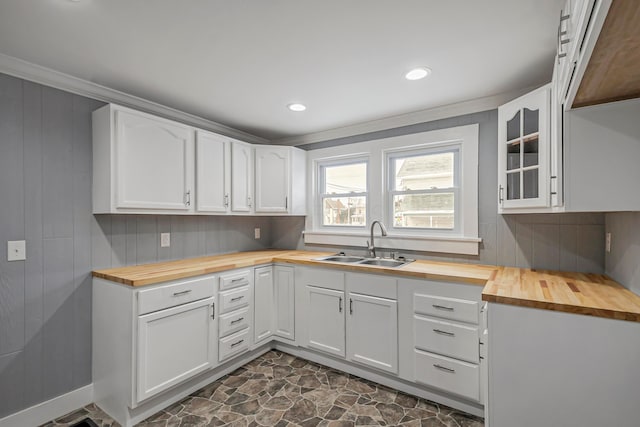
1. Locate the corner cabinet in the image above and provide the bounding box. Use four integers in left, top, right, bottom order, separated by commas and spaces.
497, 85, 556, 213
254, 146, 307, 215
93, 104, 195, 214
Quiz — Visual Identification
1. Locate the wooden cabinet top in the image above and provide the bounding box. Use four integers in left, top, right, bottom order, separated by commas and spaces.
93, 250, 640, 322
483, 267, 640, 322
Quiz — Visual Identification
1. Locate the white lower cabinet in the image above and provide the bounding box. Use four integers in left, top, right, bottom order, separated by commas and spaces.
254, 266, 274, 344
137, 297, 217, 402
94, 262, 488, 426
93, 273, 218, 423
274, 265, 295, 341
414, 350, 480, 402
398, 277, 484, 404
218, 269, 253, 362
306, 285, 346, 357
346, 292, 398, 374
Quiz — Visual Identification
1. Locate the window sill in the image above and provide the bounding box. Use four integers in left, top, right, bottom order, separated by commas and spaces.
303, 231, 481, 255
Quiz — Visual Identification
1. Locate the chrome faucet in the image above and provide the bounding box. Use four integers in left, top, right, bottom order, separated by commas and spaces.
366, 220, 388, 258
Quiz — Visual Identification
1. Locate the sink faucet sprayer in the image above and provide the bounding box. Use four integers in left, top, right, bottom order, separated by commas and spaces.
367, 220, 387, 258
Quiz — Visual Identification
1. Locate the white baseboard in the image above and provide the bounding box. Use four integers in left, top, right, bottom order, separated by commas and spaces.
0, 384, 94, 427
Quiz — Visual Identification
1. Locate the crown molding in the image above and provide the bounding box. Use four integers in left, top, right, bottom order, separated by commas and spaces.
0, 53, 268, 144
273, 87, 537, 146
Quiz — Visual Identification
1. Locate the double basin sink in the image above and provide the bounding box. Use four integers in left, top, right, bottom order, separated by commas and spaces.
315, 254, 414, 268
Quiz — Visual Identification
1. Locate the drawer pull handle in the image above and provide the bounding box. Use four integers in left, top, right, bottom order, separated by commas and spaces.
432, 304, 454, 311
339, 297, 343, 313
230, 339, 244, 348
173, 290, 192, 297
231, 278, 246, 283
434, 364, 456, 373
230, 317, 245, 324
433, 329, 455, 337
230, 296, 245, 302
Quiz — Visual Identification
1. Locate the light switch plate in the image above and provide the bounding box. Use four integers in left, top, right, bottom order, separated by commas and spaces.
254, 228, 261, 239
7, 240, 26, 261
160, 233, 171, 248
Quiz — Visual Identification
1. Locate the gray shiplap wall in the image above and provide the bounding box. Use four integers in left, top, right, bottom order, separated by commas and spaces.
92, 215, 274, 270
0, 74, 104, 416
605, 212, 640, 295
0, 73, 276, 419
271, 110, 605, 272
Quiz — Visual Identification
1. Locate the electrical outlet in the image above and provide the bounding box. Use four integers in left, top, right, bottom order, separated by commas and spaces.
254, 228, 261, 239
160, 233, 171, 248
7, 240, 26, 261
606, 232, 611, 253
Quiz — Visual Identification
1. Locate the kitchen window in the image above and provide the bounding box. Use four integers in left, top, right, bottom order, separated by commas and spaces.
305, 124, 479, 255
388, 147, 460, 234
318, 158, 368, 227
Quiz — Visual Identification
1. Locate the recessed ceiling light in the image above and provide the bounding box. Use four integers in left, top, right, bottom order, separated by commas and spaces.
405, 67, 432, 81
287, 103, 307, 112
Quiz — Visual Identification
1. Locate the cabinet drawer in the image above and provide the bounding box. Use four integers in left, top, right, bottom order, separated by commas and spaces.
414, 315, 479, 363
300, 268, 345, 291
219, 270, 252, 291
414, 293, 478, 324
219, 286, 250, 314
219, 307, 250, 338
219, 328, 250, 362
414, 349, 480, 402
347, 273, 396, 299
138, 276, 215, 315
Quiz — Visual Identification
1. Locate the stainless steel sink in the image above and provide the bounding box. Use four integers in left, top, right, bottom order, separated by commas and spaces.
317, 255, 366, 263
358, 259, 408, 268
316, 254, 413, 268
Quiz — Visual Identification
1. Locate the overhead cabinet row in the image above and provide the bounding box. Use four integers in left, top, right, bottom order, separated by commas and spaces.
497, 0, 640, 214
92, 104, 306, 215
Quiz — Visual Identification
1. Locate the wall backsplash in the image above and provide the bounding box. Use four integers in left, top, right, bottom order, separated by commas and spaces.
271, 213, 605, 272
92, 215, 274, 270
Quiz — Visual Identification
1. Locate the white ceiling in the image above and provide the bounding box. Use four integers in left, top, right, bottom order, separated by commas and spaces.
0, 0, 562, 141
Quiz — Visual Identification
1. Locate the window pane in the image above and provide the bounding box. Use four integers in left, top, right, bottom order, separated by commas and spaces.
393, 152, 454, 191
323, 196, 366, 226
324, 163, 367, 194
393, 193, 454, 229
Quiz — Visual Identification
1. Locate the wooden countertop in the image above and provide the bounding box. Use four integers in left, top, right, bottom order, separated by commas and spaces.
482, 267, 640, 322
92, 250, 640, 322
92, 250, 497, 287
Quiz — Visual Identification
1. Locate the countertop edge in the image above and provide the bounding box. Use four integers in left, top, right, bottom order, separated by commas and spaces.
482, 293, 640, 322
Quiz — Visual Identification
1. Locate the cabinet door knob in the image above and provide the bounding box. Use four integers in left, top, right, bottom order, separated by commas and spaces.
349, 298, 353, 315
224, 194, 229, 207
498, 185, 504, 204
338, 297, 343, 313
185, 190, 191, 207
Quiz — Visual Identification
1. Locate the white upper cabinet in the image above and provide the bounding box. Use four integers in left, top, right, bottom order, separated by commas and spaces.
254, 146, 307, 215
93, 104, 195, 214
231, 141, 254, 213
196, 130, 230, 213
498, 85, 552, 212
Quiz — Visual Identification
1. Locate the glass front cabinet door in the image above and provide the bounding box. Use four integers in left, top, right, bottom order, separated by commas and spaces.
498, 85, 551, 211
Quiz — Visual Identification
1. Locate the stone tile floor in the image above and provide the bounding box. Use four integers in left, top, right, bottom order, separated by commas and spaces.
42, 351, 484, 427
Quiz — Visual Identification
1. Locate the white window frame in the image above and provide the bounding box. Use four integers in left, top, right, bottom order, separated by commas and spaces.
317, 156, 369, 229
386, 144, 461, 235
304, 125, 479, 255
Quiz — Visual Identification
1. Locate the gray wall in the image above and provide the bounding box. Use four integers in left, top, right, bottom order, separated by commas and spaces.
605, 212, 640, 295
92, 215, 274, 270
272, 110, 605, 272
0, 73, 276, 419
0, 74, 104, 417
